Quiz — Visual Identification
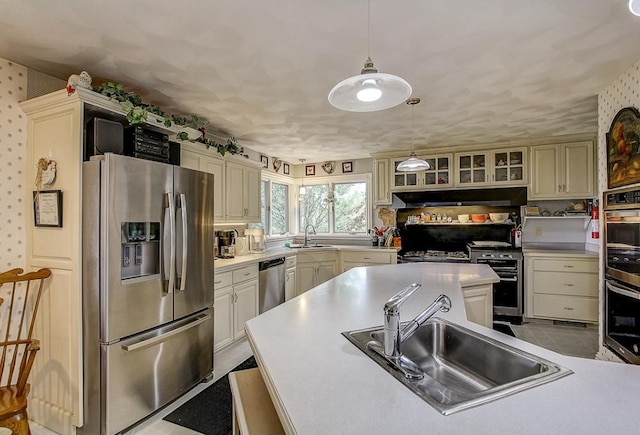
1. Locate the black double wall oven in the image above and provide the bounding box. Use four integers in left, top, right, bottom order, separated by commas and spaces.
604, 187, 640, 364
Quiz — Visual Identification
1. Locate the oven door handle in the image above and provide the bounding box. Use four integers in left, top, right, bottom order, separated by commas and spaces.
499, 277, 518, 282
606, 280, 640, 300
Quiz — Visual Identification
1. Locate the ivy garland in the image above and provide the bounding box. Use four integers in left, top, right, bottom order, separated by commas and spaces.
93, 82, 247, 158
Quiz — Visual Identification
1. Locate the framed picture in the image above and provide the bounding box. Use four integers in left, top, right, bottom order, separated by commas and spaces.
305, 165, 315, 176
283, 163, 290, 175
607, 106, 640, 188
260, 155, 269, 168
342, 161, 353, 173
33, 189, 63, 227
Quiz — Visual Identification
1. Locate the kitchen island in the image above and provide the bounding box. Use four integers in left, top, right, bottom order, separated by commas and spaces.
245, 262, 640, 434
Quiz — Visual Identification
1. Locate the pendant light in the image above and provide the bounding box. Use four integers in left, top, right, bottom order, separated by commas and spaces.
328, 0, 412, 112
630, 0, 640, 16
396, 98, 430, 172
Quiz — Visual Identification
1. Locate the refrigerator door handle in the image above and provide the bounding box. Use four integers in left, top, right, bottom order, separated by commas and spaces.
164, 192, 176, 294
178, 193, 188, 291
121, 313, 211, 352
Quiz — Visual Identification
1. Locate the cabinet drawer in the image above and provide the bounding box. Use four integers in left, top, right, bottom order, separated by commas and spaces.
341, 251, 393, 264
232, 264, 258, 283
533, 271, 598, 297
533, 259, 597, 273
214, 271, 233, 289
532, 294, 598, 322
285, 256, 297, 269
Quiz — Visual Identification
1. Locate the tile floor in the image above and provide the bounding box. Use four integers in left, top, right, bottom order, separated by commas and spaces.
31, 338, 254, 435
30, 321, 598, 435
510, 320, 599, 359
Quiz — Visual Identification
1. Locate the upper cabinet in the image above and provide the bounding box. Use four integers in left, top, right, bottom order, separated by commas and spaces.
225, 161, 261, 221
181, 142, 262, 223
529, 141, 594, 200
390, 153, 454, 191
454, 147, 527, 187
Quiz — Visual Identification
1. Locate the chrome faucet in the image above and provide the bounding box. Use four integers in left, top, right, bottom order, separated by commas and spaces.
367, 283, 451, 380
303, 224, 316, 247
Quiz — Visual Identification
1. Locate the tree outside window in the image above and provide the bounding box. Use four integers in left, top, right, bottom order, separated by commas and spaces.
299, 180, 368, 234
261, 179, 290, 236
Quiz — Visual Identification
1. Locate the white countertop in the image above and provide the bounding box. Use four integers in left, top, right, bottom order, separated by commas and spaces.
522, 243, 599, 257
214, 245, 398, 272
246, 263, 639, 434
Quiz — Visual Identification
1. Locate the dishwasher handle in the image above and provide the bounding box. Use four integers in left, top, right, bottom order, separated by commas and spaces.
259, 257, 286, 270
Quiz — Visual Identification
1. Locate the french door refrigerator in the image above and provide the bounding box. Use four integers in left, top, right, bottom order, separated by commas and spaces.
80, 154, 215, 435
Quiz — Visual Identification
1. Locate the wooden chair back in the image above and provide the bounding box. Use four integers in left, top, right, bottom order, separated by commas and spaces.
0, 269, 51, 404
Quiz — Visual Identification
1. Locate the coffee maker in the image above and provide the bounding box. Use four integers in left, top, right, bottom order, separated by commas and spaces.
216, 230, 236, 258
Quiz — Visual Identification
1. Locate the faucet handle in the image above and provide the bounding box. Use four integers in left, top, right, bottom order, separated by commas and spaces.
384, 283, 421, 314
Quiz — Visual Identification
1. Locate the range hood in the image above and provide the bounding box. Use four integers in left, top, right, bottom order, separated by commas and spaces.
392, 187, 527, 208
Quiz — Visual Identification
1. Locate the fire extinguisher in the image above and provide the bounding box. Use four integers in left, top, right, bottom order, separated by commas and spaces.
591, 200, 599, 239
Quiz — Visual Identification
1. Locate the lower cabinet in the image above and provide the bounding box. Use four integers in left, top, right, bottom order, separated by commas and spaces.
340, 250, 397, 273
214, 264, 259, 351
525, 255, 598, 323
285, 256, 297, 301
296, 251, 338, 296
461, 284, 493, 328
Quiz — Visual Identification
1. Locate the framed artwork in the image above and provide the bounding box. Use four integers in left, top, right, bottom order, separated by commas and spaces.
33, 189, 63, 227
607, 106, 640, 188
260, 155, 269, 168
305, 165, 315, 176
272, 158, 283, 173
342, 161, 353, 173
283, 163, 290, 175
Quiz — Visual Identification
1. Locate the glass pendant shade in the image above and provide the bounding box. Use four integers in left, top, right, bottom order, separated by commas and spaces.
329, 67, 412, 112
630, 0, 640, 16
396, 151, 430, 172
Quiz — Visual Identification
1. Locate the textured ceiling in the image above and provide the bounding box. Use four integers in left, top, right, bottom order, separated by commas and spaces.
1, 0, 640, 162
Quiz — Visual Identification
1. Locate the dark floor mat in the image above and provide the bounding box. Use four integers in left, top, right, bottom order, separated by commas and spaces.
163, 356, 257, 435
493, 322, 516, 337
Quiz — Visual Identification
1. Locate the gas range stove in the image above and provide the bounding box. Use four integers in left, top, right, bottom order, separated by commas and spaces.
400, 250, 470, 263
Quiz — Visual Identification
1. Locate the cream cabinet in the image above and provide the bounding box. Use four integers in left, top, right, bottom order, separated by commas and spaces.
296, 250, 338, 296
181, 146, 226, 222
455, 148, 527, 187
461, 284, 493, 328
373, 158, 391, 205
285, 256, 297, 301
390, 153, 453, 191
214, 264, 259, 350
525, 255, 598, 323
182, 143, 262, 223
225, 161, 261, 222
529, 141, 594, 199
340, 250, 397, 273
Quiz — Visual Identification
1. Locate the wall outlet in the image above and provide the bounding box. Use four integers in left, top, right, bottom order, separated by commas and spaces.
535, 227, 543, 236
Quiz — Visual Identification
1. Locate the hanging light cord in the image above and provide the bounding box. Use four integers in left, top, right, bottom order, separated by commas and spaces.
367, 0, 371, 59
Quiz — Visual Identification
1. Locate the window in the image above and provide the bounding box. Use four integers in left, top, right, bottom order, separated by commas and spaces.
261, 176, 291, 236
299, 176, 370, 235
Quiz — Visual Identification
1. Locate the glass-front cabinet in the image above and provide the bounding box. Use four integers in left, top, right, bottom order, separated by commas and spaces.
455, 147, 527, 187
493, 149, 525, 184
392, 153, 453, 190
456, 152, 489, 186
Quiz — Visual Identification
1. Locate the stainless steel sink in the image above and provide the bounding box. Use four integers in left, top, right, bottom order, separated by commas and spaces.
343, 318, 572, 415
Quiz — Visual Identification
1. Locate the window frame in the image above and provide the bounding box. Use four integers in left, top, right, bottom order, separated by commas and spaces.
296, 173, 372, 237
261, 171, 295, 239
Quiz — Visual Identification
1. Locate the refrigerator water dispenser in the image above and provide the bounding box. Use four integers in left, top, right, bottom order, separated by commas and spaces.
121, 222, 160, 279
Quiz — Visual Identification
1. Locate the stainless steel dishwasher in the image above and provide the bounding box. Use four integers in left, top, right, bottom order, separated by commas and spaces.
258, 257, 286, 314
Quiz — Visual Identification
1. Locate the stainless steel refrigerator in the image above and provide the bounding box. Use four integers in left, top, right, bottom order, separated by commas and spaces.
80, 154, 215, 435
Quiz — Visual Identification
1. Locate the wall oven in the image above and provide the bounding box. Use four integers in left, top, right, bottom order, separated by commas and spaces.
604, 186, 640, 363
